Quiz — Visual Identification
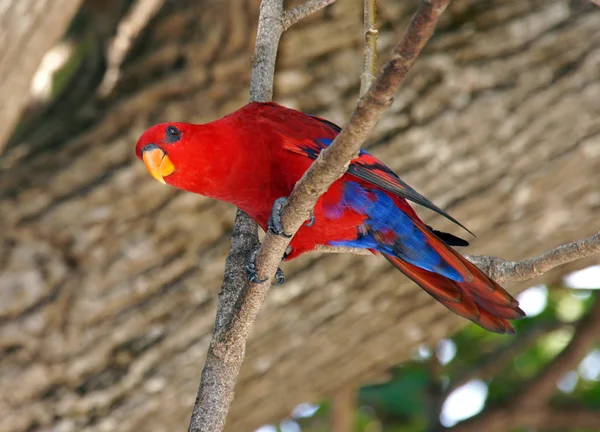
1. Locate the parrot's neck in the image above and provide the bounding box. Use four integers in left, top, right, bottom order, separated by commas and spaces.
165, 118, 273, 222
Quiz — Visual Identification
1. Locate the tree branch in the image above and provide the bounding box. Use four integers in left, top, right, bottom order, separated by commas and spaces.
249, 0, 286, 103
466, 232, 600, 284
187, 0, 285, 430
187, 209, 260, 432
320, 231, 600, 287
283, 0, 336, 31
313, 244, 372, 255
360, 0, 378, 96
98, 0, 165, 96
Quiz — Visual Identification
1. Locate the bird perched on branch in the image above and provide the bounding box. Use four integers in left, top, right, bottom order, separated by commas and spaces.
135, 102, 525, 333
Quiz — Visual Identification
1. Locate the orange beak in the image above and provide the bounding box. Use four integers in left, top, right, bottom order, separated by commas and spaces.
142, 147, 175, 184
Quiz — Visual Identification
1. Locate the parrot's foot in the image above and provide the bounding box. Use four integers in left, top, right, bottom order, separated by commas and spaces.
245, 246, 285, 285
275, 267, 285, 285
268, 197, 292, 238
268, 197, 315, 236
305, 214, 315, 227
246, 246, 268, 283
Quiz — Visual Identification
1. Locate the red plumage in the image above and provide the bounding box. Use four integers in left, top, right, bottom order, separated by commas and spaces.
135, 102, 525, 333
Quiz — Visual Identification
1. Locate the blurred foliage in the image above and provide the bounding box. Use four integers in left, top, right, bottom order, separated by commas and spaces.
262, 284, 600, 432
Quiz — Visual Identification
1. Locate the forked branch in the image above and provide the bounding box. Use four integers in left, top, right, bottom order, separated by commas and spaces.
283, 0, 336, 30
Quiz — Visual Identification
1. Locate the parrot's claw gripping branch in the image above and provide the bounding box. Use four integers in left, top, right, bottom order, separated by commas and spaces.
246, 246, 269, 283
268, 197, 293, 238
270, 197, 315, 235
246, 245, 285, 285
305, 213, 315, 227
275, 267, 285, 285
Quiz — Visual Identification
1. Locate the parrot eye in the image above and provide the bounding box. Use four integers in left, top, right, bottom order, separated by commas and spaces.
166, 125, 181, 143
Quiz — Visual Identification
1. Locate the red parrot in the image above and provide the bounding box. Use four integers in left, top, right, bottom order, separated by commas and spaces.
135, 102, 524, 333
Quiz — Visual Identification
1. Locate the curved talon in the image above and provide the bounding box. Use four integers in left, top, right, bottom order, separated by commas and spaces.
245, 246, 268, 284
268, 197, 292, 238
268, 226, 292, 238
304, 214, 315, 227
246, 246, 285, 285
274, 267, 285, 285
249, 273, 268, 284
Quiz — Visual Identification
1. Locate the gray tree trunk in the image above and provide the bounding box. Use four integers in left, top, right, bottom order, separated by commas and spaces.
1, 0, 599, 431
0, 0, 84, 151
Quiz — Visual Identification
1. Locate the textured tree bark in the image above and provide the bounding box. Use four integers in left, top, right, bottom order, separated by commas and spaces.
0, 0, 84, 153
0, 0, 599, 431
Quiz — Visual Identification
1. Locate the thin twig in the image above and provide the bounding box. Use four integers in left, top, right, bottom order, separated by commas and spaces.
98, 0, 165, 96
316, 233, 600, 285
283, 0, 336, 30
466, 232, 600, 283
360, 0, 378, 96
313, 244, 372, 255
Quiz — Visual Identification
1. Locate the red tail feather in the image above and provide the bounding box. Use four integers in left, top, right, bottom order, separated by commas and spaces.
383, 253, 524, 334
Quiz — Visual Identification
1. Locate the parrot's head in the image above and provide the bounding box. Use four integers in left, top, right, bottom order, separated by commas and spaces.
135, 122, 195, 185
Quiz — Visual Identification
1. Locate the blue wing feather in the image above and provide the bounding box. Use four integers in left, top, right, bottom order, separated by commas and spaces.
329, 182, 465, 281
285, 118, 473, 236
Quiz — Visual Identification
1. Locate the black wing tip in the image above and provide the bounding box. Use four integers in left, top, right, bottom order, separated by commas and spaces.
414, 200, 475, 238
346, 156, 476, 237
424, 204, 475, 238
428, 226, 470, 247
